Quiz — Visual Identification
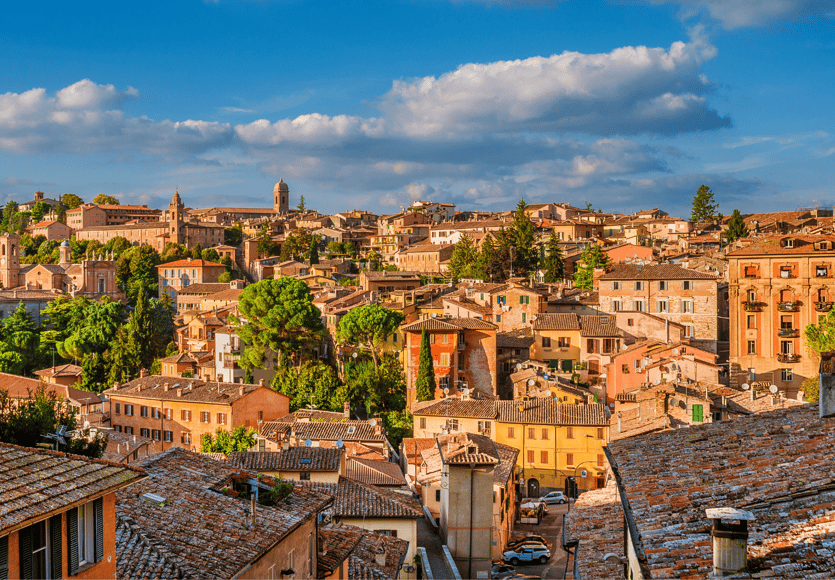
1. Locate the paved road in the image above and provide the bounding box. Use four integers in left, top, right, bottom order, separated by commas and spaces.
503, 501, 569, 579
417, 516, 454, 580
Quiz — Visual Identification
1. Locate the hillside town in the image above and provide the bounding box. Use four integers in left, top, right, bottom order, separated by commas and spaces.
1, 182, 834, 580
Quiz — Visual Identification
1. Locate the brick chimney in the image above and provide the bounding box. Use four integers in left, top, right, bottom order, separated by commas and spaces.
176, 388, 182, 398
238, 385, 245, 396
139, 368, 148, 378
163, 383, 170, 392
258, 379, 265, 387
113, 381, 121, 391
343, 401, 351, 418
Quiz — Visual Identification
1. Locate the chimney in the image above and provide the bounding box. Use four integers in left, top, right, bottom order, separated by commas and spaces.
163, 383, 170, 392
258, 379, 265, 387
343, 401, 350, 418
239, 385, 245, 396
204, 374, 211, 382
374, 545, 387, 567
706, 508, 754, 577
139, 368, 148, 378
251, 494, 257, 529
820, 353, 835, 418
113, 382, 121, 391
176, 388, 182, 397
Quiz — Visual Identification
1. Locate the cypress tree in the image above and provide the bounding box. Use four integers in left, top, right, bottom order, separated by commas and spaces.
309, 236, 319, 265
725, 209, 748, 243
543, 231, 565, 283
127, 285, 156, 371
415, 329, 435, 402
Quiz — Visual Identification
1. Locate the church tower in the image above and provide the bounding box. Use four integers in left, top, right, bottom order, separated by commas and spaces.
168, 190, 185, 245
0, 233, 20, 289
274, 179, 289, 215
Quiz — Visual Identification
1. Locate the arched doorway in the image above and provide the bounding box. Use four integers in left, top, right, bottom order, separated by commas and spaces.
527, 478, 540, 498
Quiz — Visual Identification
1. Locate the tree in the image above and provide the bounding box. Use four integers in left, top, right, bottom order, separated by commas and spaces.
573, 244, 611, 289
801, 375, 820, 403
508, 199, 538, 277
383, 409, 413, 448
366, 251, 383, 271
271, 361, 343, 411
106, 325, 136, 385
725, 209, 749, 243
543, 231, 565, 283
257, 222, 279, 258
336, 304, 404, 370
31, 201, 50, 223
309, 236, 320, 265
200, 426, 257, 455
447, 233, 480, 283
92, 194, 120, 205
2, 302, 43, 374
0, 384, 107, 458
224, 223, 243, 246
56, 200, 68, 224
280, 228, 312, 262
691, 185, 719, 223
201, 248, 220, 262
126, 285, 157, 371
415, 329, 436, 402
805, 309, 835, 363
297, 195, 306, 213
229, 278, 327, 369
59, 193, 84, 209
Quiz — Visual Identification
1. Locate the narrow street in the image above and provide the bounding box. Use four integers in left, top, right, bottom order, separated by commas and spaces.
506, 502, 569, 579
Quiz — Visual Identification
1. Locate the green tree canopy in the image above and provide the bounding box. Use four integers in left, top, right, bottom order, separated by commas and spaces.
224, 223, 243, 247
447, 233, 480, 283
573, 244, 611, 289
365, 250, 383, 271
415, 329, 436, 402
508, 199, 538, 277
230, 277, 327, 369
336, 304, 404, 369
309, 236, 320, 265
691, 184, 719, 223
271, 361, 343, 411
725, 209, 749, 243
200, 426, 256, 455
59, 193, 84, 209
31, 201, 50, 223
543, 231, 565, 283
297, 195, 306, 212
92, 194, 120, 205
805, 309, 835, 362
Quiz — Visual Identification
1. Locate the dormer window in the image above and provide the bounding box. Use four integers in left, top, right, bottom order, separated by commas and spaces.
815, 241, 832, 251
784, 239, 795, 248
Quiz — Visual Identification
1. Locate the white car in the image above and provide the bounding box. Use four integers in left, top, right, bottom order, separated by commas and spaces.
538, 491, 566, 505
502, 545, 551, 565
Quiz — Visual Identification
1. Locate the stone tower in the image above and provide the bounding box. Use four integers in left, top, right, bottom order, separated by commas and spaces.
59, 240, 71, 267
168, 190, 185, 245
0, 233, 20, 289
274, 179, 289, 214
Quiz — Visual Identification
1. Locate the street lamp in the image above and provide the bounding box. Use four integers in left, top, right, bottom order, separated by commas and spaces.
567, 460, 599, 512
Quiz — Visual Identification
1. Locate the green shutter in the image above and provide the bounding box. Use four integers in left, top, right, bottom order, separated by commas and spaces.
50, 516, 62, 580
93, 498, 104, 563
519, 296, 524, 304
67, 508, 79, 576
692, 404, 703, 423
561, 359, 573, 372
18, 526, 32, 580
0, 534, 8, 580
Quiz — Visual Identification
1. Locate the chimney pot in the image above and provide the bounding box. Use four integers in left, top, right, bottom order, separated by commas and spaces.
239, 385, 245, 396
343, 401, 351, 418
113, 382, 121, 390
163, 383, 170, 392
258, 379, 265, 387
139, 368, 148, 378
176, 388, 182, 397
706, 508, 754, 577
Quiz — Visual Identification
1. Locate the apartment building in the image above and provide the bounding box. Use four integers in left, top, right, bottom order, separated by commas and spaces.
442, 281, 546, 332
726, 234, 835, 394
105, 374, 289, 453
396, 243, 454, 274
598, 263, 727, 355
402, 317, 498, 404
156, 258, 226, 300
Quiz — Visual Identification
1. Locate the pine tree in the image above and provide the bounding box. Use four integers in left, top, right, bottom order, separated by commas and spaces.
725, 209, 748, 243
127, 285, 156, 371
415, 329, 435, 402
297, 195, 306, 213
691, 185, 719, 223
447, 233, 479, 282
573, 244, 611, 289
543, 231, 565, 283
508, 199, 537, 276
309, 236, 319, 265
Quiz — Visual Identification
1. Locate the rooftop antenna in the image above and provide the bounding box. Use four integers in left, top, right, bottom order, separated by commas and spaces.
43, 425, 69, 450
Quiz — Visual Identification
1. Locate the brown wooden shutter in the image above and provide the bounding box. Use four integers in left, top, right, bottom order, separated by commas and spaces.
0, 534, 8, 580
67, 507, 79, 576
49, 515, 62, 579
18, 526, 33, 580
93, 498, 104, 562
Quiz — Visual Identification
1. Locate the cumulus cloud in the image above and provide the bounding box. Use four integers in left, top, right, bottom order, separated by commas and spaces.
655, 0, 833, 29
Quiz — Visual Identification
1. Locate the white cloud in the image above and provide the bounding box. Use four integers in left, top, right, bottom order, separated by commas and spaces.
658, 0, 833, 29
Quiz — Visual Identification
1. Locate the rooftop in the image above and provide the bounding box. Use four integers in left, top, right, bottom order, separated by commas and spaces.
104, 375, 281, 405
226, 448, 343, 472
598, 263, 719, 280
302, 476, 423, 519
412, 398, 609, 426
346, 458, 407, 486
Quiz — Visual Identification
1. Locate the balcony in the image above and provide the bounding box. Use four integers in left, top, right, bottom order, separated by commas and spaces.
742, 301, 764, 312
814, 301, 834, 312
777, 353, 801, 363
777, 301, 800, 312
457, 342, 466, 350
778, 328, 799, 338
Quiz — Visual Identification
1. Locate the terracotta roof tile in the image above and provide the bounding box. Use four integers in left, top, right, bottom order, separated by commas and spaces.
303, 476, 423, 519
599, 263, 719, 280
104, 376, 281, 405
227, 448, 343, 472
532, 313, 581, 331
346, 458, 406, 486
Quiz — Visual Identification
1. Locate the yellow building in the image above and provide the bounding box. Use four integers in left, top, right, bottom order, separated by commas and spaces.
530, 314, 583, 374
412, 398, 609, 497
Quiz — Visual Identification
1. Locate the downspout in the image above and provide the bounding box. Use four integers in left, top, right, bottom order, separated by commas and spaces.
469, 464, 475, 579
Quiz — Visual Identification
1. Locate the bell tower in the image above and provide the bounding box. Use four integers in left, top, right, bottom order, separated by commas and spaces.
0, 233, 20, 289
168, 190, 185, 244
274, 179, 289, 215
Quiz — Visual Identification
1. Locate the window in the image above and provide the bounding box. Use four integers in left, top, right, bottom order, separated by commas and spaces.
597, 427, 604, 439
152, 430, 161, 441
201, 411, 210, 423
125, 404, 133, 416
217, 413, 227, 425
627, 318, 634, 326
684, 324, 695, 338
435, 490, 441, 502
164, 408, 172, 421
300, 472, 311, 481
780, 267, 792, 278
682, 281, 693, 290
442, 333, 448, 344
603, 339, 616, 354
541, 428, 549, 440
141, 406, 149, 418
181, 409, 192, 422
558, 337, 570, 348
124, 426, 133, 435
540, 450, 548, 464
439, 353, 450, 367
634, 281, 644, 291
656, 300, 669, 313
747, 340, 756, 355
114, 402, 121, 415
478, 421, 491, 436
748, 368, 756, 382
611, 300, 622, 312
747, 315, 756, 329
566, 453, 574, 467
507, 426, 515, 439
658, 281, 667, 290
446, 418, 459, 431
527, 450, 535, 463
528, 427, 536, 440
612, 281, 621, 290
419, 417, 426, 430
164, 430, 173, 443
634, 300, 645, 312
780, 340, 793, 354
817, 265, 828, 277
747, 290, 756, 302
566, 426, 574, 439
681, 300, 693, 313
181, 432, 192, 444
781, 315, 793, 330
542, 336, 551, 348
495, 314, 502, 323
151, 408, 160, 419
522, 313, 526, 323
587, 338, 596, 353
782, 368, 793, 382
692, 404, 704, 422
598, 454, 605, 467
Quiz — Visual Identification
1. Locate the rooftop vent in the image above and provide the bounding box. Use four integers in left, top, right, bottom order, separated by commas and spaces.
142, 492, 166, 506
706, 507, 754, 577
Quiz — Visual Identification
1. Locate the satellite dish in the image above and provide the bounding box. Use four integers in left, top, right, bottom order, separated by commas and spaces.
462, 388, 470, 395
527, 379, 536, 386
669, 397, 679, 407
654, 379, 661, 385
543, 374, 550, 381
609, 403, 615, 409
672, 348, 679, 355
304, 439, 313, 447
769, 385, 778, 394
443, 387, 450, 395
336, 440, 344, 449
741, 383, 750, 391
369, 418, 377, 427
515, 363, 522, 371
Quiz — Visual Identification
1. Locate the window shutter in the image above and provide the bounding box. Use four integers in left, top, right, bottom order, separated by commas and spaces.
18, 526, 33, 580
0, 534, 8, 580
93, 498, 104, 562
50, 515, 62, 579
67, 508, 79, 576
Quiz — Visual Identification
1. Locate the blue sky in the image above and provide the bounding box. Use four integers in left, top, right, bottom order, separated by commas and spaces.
0, 0, 832, 218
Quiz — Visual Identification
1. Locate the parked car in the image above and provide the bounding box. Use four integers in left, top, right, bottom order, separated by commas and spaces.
538, 491, 567, 505
502, 545, 552, 566
506, 535, 547, 551
490, 564, 516, 579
